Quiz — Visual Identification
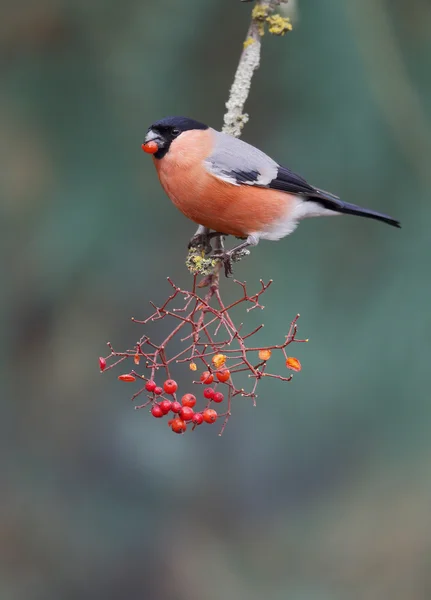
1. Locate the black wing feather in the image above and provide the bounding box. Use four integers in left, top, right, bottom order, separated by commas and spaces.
268, 166, 316, 195
231, 169, 260, 184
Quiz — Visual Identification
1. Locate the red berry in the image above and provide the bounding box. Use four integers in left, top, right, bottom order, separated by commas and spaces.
145, 380, 157, 392
181, 393, 197, 408
200, 371, 214, 384
154, 386, 163, 395
180, 406, 194, 421
203, 387, 215, 400
118, 374, 136, 382
171, 401, 182, 413
213, 392, 224, 403
142, 140, 159, 154
163, 379, 178, 395
151, 404, 164, 418
171, 418, 187, 434
159, 400, 172, 414
99, 357, 107, 372
192, 413, 204, 425
216, 369, 230, 383
203, 408, 218, 424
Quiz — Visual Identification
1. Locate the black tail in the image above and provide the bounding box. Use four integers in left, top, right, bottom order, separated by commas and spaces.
311, 188, 401, 228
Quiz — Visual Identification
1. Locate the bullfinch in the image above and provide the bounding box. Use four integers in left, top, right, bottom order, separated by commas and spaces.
142, 116, 400, 274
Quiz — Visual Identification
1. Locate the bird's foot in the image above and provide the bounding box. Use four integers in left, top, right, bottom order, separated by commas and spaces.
212, 251, 233, 277
187, 233, 212, 255
212, 247, 250, 277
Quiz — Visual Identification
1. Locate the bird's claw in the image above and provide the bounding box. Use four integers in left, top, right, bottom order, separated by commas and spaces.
212, 247, 251, 277
212, 251, 234, 277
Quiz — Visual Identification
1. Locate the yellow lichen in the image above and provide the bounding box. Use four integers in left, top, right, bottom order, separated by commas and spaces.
252, 4, 269, 21
252, 4, 269, 35
266, 14, 292, 35
186, 248, 217, 275
243, 37, 255, 49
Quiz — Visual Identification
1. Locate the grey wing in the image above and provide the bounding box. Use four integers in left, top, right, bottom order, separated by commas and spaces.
204, 130, 279, 186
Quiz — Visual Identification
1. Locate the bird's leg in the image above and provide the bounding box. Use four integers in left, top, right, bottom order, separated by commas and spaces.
188, 226, 227, 255
188, 225, 212, 254
212, 234, 225, 254
212, 234, 259, 277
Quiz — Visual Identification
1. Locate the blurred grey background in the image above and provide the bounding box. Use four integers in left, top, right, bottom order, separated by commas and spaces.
1, 1, 430, 599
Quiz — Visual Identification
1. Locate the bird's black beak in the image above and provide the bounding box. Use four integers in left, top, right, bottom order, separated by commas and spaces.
144, 128, 165, 148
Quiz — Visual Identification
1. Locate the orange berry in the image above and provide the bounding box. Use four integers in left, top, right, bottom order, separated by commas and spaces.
258, 349, 272, 361
181, 393, 197, 408
216, 369, 230, 383
212, 353, 227, 369
286, 357, 301, 372
189, 362, 197, 371
118, 374, 136, 382
203, 408, 218, 424
200, 371, 214, 384
134, 353, 140, 365
171, 418, 187, 434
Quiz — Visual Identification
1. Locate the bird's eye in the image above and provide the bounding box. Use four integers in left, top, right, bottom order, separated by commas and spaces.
171, 128, 180, 137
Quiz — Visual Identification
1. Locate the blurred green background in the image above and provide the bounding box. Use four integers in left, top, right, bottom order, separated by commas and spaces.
2, 1, 430, 598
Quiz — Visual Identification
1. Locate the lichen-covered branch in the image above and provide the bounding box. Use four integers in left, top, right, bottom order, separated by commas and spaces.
222, 0, 292, 138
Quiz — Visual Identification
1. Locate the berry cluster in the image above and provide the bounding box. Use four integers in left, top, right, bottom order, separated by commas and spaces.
99, 276, 307, 435
136, 374, 226, 433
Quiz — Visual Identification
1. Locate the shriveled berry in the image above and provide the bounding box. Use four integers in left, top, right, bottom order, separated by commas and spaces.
151, 404, 164, 418
163, 379, 178, 395
189, 362, 197, 371
181, 393, 196, 408
180, 406, 194, 421
171, 418, 187, 434
99, 357, 107, 372
212, 392, 224, 403
286, 357, 302, 372
159, 400, 172, 414
118, 374, 136, 382
216, 369, 230, 383
200, 371, 214, 384
203, 408, 218, 424
171, 401, 182, 413
212, 353, 227, 369
192, 413, 204, 425
145, 380, 157, 392
203, 387, 215, 400
134, 353, 140, 365
154, 386, 163, 395
258, 349, 272, 361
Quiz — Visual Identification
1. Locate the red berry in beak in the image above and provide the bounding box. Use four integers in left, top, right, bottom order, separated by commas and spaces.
142, 141, 158, 154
